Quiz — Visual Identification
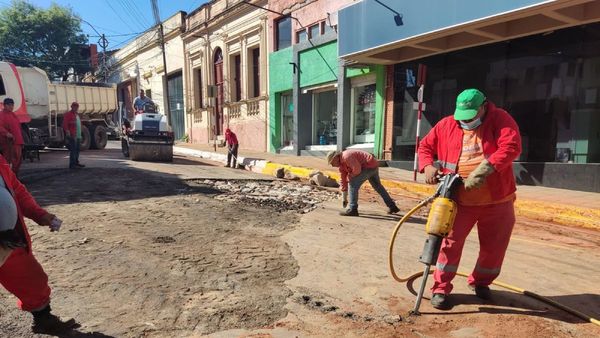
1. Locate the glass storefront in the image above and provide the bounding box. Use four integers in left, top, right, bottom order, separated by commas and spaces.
352, 83, 376, 144
313, 89, 337, 145
392, 23, 600, 164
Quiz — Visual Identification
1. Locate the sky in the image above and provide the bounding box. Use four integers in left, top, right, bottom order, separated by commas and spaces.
0, 0, 209, 50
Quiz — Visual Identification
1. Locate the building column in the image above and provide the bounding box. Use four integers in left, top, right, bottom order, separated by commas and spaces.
383, 65, 395, 160
337, 60, 351, 151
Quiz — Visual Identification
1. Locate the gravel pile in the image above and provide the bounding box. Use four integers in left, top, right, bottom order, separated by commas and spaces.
197, 179, 339, 213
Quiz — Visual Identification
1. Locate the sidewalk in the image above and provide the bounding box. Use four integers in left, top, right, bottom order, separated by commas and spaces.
174, 143, 600, 230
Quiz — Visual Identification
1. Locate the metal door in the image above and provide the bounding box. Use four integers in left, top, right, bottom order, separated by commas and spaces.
167, 71, 185, 140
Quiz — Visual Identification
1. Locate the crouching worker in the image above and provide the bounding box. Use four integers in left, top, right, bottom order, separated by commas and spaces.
327, 149, 400, 216
0, 157, 76, 333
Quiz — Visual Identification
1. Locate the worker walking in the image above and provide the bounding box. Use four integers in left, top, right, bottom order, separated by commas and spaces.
225, 128, 239, 168
0, 157, 76, 333
0, 98, 24, 175
62, 102, 85, 169
327, 149, 400, 216
418, 88, 521, 309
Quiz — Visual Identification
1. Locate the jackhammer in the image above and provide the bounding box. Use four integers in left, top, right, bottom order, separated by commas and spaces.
388, 175, 600, 326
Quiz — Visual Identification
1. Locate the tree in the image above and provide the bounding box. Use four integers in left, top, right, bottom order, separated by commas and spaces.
0, 0, 92, 81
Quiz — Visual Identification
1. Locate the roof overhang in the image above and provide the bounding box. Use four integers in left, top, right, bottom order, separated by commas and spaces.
342, 0, 600, 65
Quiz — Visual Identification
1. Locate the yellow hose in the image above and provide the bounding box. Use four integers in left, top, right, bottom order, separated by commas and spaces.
388, 200, 600, 327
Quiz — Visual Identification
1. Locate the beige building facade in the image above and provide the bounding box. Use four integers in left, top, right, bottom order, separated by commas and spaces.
107, 11, 187, 140
183, 0, 269, 151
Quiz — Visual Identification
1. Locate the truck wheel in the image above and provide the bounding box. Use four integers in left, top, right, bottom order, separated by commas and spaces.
80, 125, 91, 151
90, 125, 108, 150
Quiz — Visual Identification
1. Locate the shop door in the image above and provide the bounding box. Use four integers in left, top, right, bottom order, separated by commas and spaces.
313, 89, 337, 145
281, 92, 293, 147
214, 48, 224, 135
167, 71, 185, 140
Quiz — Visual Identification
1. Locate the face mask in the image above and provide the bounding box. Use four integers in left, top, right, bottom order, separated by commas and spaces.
459, 118, 482, 130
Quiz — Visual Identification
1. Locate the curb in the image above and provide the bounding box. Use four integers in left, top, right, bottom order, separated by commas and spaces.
174, 146, 600, 230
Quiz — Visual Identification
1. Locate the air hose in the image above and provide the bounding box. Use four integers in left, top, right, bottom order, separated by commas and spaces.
388, 198, 600, 327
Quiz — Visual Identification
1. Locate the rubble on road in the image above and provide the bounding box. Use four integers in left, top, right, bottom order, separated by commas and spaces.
193, 179, 339, 213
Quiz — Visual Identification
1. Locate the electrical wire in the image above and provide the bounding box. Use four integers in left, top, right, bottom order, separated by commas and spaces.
118, 0, 149, 32
104, 0, 138, 33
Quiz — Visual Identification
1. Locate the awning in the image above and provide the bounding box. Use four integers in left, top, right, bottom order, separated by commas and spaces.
340, 0, 600, 65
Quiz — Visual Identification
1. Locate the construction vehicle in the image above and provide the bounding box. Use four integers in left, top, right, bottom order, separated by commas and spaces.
121, 102, 174, 162
0, 61, 118, 151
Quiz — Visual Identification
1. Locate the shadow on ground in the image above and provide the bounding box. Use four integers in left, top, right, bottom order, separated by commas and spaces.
24, 167, 221, 207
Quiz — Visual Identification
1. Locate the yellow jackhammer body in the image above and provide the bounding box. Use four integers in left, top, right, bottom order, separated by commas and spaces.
412, 174, 462, 315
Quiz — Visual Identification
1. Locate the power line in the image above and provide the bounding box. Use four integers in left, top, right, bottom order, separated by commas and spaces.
118, 0, 149, 31
126, 0, 152, 27
104, 0, 138, 33
89, 31, 145, 38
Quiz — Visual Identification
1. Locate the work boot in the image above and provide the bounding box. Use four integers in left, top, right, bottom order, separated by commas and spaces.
430, 293, 450, 309
76, 163, 85, 168
31, 305, 78, 334
469, 285, 492, 300
387, 204, 400, 214
339, 208, 359, 217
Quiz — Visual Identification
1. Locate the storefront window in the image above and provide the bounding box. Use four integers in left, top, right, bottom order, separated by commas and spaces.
314, 89, 337, 145
392, 23, 600, 164
352, 84, 376, 143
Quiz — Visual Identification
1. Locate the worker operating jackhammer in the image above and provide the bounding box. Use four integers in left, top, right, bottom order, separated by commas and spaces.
418, 88, 521, 309
0, 157, 77, 333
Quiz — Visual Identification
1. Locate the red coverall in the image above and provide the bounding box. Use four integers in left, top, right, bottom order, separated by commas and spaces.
418, 102, 521, 294
0, 109, 24, 175
338, 150, 379, 192
0, 158, 52, 311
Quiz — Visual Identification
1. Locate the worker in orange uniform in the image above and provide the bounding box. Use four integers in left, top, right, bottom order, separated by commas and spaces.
0, 98, 24, 175
327, 149, 400, 216
0, 157, 76, 333
224, 128, 239, 168
62, 102, 85, 169
418, 88, 521, 309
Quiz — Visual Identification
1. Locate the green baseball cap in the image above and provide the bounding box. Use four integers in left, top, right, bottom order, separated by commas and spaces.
454, 89, 486, 121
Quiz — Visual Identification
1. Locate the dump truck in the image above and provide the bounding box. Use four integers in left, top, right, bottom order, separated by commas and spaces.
0, 61, 118, 150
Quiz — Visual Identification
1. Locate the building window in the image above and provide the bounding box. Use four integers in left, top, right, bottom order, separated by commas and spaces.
276, 16, 292, 50
231, 54, 241, 102
194, 68, 203, 108
313, 89, 338, 145
296, 29, 307, 43
145, 89, 152, 99
309, 24, 320, 39
249, 47, 260, 98
323, 22, 336, 34
352, 83, 376, 144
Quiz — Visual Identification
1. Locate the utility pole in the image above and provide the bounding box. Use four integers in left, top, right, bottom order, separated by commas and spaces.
151, 0, 172, 127
98, 34, 109, 82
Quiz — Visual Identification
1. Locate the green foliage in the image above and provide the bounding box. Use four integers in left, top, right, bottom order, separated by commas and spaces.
0, 0, 92, 81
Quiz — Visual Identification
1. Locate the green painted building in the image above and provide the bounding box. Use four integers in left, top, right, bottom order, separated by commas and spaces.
268, 28, 386, 157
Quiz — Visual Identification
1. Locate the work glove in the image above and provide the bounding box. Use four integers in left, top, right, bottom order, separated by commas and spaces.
424, 165, 440, 184
342, 191, 348, 208
50, 217, 63, 232
464, 159, 495, 190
